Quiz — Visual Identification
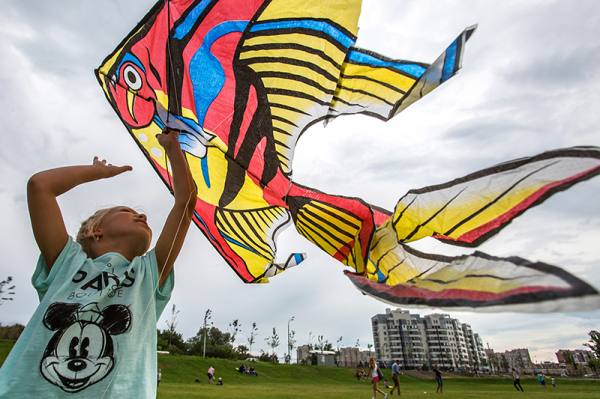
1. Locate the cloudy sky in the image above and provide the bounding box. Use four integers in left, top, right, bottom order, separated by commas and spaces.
1, 0, 599, 363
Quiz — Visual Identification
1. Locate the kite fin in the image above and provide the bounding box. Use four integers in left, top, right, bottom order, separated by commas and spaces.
286, 183, 375, 274
257, 252, 307, 283
391, 146, 600, 246
239, 0, 361, 176
346, 224, 600, 311
213, 206, 304, 283
326, 25, 477, 122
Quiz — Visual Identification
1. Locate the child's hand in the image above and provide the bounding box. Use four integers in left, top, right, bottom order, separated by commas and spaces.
92, 156, 133, 178
156, 128, 182, 152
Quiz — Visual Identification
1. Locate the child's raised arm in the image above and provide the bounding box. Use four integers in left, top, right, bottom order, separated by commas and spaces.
27, 158, 132, 268
154, 129, 197, 286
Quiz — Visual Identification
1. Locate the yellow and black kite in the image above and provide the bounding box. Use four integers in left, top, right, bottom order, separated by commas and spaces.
96, 0, 600, 310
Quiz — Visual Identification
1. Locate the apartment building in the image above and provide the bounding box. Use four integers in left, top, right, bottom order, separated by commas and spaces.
372, 308, 489, 372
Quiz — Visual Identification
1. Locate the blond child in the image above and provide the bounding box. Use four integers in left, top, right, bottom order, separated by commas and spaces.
0, 130, 196, 398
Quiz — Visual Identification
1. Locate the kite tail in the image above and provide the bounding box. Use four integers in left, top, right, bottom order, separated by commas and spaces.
285, 183, 376, 274
345, 222, 600, 311
390, 146, 600, 246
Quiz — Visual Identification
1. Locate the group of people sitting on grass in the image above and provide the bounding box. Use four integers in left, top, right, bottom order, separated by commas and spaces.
237, 364, 258, 376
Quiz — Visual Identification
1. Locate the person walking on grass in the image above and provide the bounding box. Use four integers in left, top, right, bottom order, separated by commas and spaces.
433, 367, 443, 394
207, 366, 215, 384
389, 359, 401, 396
368, 357, 389, 399
512, 368, 524, 392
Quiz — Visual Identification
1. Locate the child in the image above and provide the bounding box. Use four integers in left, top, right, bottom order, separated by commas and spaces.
0, 130, 196, 398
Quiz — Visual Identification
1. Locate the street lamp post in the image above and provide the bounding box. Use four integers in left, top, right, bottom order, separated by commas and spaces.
287, 316, 295, 363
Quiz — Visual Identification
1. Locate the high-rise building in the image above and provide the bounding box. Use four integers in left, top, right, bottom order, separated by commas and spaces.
371, 308, 489, 372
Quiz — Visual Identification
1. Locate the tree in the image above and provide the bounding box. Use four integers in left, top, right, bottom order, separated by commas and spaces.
235, 344, 249, 359
265, 327, 280, 361
0, 323, 24, 340
0, 276, 15, 305
229, 319, 242, 345
336, 336, 343, 352
188, 326, 234, 358
259, 350, 278, 363
588, 359, 600, 376
247, 322, 258, 355
316, 335, 325, 351
165, 304, 180, 348
157, 328, 186, 354
584, 330, 600, 358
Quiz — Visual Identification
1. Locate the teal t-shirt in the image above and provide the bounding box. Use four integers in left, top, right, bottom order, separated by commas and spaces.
0, 237, 174, 398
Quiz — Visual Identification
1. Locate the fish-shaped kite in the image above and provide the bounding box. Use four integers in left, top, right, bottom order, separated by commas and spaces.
97, 0, 600, 310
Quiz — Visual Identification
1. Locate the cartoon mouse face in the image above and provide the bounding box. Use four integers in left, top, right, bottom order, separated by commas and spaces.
40, 302, 131, 393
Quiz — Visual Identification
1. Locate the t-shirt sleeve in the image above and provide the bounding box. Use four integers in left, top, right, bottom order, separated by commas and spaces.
142, 248, 175, 318
31, 236, 87, 301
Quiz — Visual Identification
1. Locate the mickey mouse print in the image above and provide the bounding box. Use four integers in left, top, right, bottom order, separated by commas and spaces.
39, 302, 132, 393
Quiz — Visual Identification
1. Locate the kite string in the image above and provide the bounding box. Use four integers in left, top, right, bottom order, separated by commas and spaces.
100, 0, 196, 397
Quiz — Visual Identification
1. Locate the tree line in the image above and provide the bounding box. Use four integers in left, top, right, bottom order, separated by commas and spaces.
157, 306, 285, 362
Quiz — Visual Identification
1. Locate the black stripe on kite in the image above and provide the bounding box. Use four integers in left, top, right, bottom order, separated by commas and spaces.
274, 139, 291, 150
228, 212, 272, 258
400, 187, 467, 241
392, 196, 417, 226
242, 43, 342, 70
244, 57, 339, 83
339, 73, 406, 94
336, 85, 396, 106
244, 28, 348, 53
270, 102, 312, 116
297, 217, 349, 248
266, 88, 330, 107
299, 207, 355, 239
330, 96, 367, 109
239, 212, 274, 256
310, 201, 361, 230
252, 17, 357, 43
219, 211, 265, 256
259, 71, 335, 96
443, 160, 560, 237
272, 115, 299, 128
272, 126, 293, 136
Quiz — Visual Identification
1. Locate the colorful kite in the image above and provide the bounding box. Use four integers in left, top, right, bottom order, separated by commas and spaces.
97, 0, 600, 310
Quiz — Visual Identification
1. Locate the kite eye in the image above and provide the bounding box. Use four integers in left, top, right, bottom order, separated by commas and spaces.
123, 64, 143, 91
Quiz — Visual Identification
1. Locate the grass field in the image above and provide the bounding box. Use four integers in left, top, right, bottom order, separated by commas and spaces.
2, 340, 598, 398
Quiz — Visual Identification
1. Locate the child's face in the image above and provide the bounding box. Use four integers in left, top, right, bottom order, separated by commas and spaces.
98, 206, 152, 253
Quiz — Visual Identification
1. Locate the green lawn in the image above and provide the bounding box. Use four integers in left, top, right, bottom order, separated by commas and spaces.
155, 355, 599, 399
2, 340, 598, 398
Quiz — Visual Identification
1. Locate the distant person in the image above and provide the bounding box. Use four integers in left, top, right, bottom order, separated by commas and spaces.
512, 368, 524, 392
537, 373, 546, 388
389, 359, 401, 396
368, 357, 389, 399
157, 368, 162, 387
238, 364, 246, 374
207, 366, 215, 384
216, 377, 223, 386
551, 377, 556, 389
433, 367, 443, 394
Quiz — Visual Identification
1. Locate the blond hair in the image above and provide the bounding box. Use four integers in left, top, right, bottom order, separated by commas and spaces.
76, 207, 115, 255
